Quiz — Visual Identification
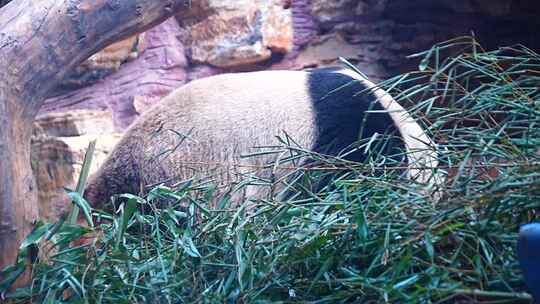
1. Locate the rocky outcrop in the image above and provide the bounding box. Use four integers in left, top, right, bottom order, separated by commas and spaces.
56, 35, 147, 94
41, 18, 188, 130
177, 0, 294, 68
31, 111, 121, 220
31, 0, 540, 220
34, 111, 116, 138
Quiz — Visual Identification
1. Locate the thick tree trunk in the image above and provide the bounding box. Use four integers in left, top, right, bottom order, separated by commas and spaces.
0, 98, 36, 277
0, 0, 189, 277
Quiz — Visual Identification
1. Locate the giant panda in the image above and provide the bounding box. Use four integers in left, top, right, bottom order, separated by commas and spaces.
81, 67, 440, 209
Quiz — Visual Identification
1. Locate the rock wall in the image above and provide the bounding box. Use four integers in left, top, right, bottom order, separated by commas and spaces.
31, 0, 540, 220
32, 111, 122, 220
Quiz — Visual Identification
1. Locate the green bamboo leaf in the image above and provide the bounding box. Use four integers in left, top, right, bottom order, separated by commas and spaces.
308, 255, 335, 292
424, 232, 434, 263
20, 221, 50, 249
182, 229, 201, 258
115, 194, 142, 251
68, 191, 94, 228
70, 140, 96, 224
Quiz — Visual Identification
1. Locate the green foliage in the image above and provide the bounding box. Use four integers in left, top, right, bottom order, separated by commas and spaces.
1, 37, 539, 303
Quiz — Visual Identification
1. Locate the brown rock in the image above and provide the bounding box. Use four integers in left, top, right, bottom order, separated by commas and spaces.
294, 34, 360, 67
32, 134, 122, 221
35, 110, 115, 137
262, 3, 294, 53
83, 35, 146, 71
59, 34, 146, 90
189, 12, 273, 67
179, 0, 293, 68
31, 136, 75, 221
31, 112, 122, 221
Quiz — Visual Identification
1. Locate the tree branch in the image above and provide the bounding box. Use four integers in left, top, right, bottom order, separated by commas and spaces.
0, 0, 190, 117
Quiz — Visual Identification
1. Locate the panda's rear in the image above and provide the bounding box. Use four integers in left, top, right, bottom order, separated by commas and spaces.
81, 68, 437, 208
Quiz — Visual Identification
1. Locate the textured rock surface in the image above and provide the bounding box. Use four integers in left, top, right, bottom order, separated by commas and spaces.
177, 0, 293, 68
34, 111, 116, 138
42, 18, 188, 130
57, 35, 146, 93
31, 111, 121, 220
32, 0, 540, 221
32, 134, 122, 220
